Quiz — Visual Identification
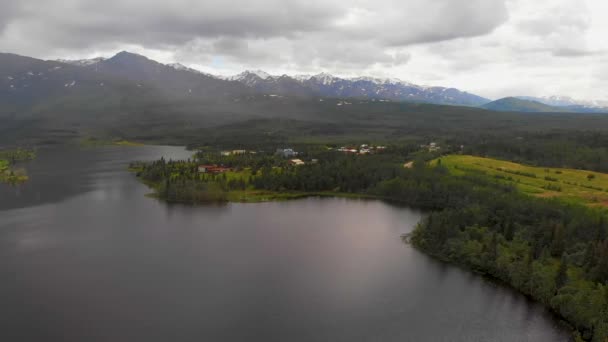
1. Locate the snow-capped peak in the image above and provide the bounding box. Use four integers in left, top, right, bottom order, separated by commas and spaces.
311, 72, 340, 85
241, 70, 272, 79
56, 57, 106, 66
349, 76, 413, 86
227, 70, 274, 83
293, 74, 312, 82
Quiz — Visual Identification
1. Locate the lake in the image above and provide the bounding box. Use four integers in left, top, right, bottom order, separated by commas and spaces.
0, 146, 570, 341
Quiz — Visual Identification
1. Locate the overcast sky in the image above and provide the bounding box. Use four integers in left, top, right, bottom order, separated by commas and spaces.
1, 0, 607, 100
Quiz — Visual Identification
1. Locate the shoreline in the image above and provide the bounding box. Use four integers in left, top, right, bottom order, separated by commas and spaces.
129, 162, 591, 340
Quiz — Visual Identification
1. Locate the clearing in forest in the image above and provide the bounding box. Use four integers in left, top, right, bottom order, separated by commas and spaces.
435, 155, 608, 207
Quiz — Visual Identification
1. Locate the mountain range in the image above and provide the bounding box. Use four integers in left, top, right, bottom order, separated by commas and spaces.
1, 50, 608, 145
222, 70, 490, 106
50, 53, 491, 106
3, 51, 607, 112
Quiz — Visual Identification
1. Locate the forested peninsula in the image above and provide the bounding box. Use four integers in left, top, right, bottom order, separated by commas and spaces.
130, 143, 608, 341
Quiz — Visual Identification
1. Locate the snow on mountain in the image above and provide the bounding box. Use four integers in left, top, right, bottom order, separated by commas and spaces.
46, 52, 605, 109
166, 63, 220, 79
311, 72, 340, 85
167, 62, 195, 72
55, 57, 106, 66
220, 70, 488, 106
349, 76, 413, 86
293, 74, 313, 82
249, 70, 271, 79
51, 53, 488, 106
228, 70, 272, 81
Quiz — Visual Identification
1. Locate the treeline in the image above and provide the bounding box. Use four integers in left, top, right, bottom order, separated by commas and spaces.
371, 164, 608, 341
252, 154, 404, 193
455, 131, 608, 173
131, 158, 229, 203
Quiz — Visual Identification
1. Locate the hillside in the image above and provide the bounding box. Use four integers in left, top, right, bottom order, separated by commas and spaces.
435, 155, 608, 207
517, 96, 608, 113
482, 97, 565, 112
4, 51, 608, 147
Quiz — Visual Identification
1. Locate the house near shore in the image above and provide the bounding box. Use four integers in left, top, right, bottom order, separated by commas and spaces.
220, 150, 248, 156
198, 165, 231, 174
337, 147, 358, 154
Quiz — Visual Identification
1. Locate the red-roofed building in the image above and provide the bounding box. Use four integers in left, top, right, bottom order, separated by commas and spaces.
198, 165, 232, 174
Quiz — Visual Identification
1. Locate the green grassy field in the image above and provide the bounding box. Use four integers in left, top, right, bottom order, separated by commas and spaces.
435, 155, 608, 207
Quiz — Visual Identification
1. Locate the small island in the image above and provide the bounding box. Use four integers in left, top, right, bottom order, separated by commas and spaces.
0, 148, 36, 184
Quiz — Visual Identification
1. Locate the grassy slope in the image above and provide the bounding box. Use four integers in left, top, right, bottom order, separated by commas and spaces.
481, 97, 564, 112
436, 155, 608, 207
0, 159, 8, 173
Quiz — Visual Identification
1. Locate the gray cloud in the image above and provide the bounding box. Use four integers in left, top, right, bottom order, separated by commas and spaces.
376, 0, 509, 46
0, 0, 605, 101
0, 0, 341, 52
0, 2, 21, 31
0, 0, 508, 59
552, 47, 603, 58
517, 13, 589, 37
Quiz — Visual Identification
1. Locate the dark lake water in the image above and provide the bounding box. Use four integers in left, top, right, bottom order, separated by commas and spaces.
0, 146, 571, 341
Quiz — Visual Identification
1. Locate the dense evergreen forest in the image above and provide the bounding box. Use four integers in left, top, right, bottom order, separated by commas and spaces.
388, 165, 608, 342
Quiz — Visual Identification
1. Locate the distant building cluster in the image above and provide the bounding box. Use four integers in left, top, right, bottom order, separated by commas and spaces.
335, 144, 386, 155
220, 150, 251, 156
276, 148, 299, 158
421, 142, 441, 152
